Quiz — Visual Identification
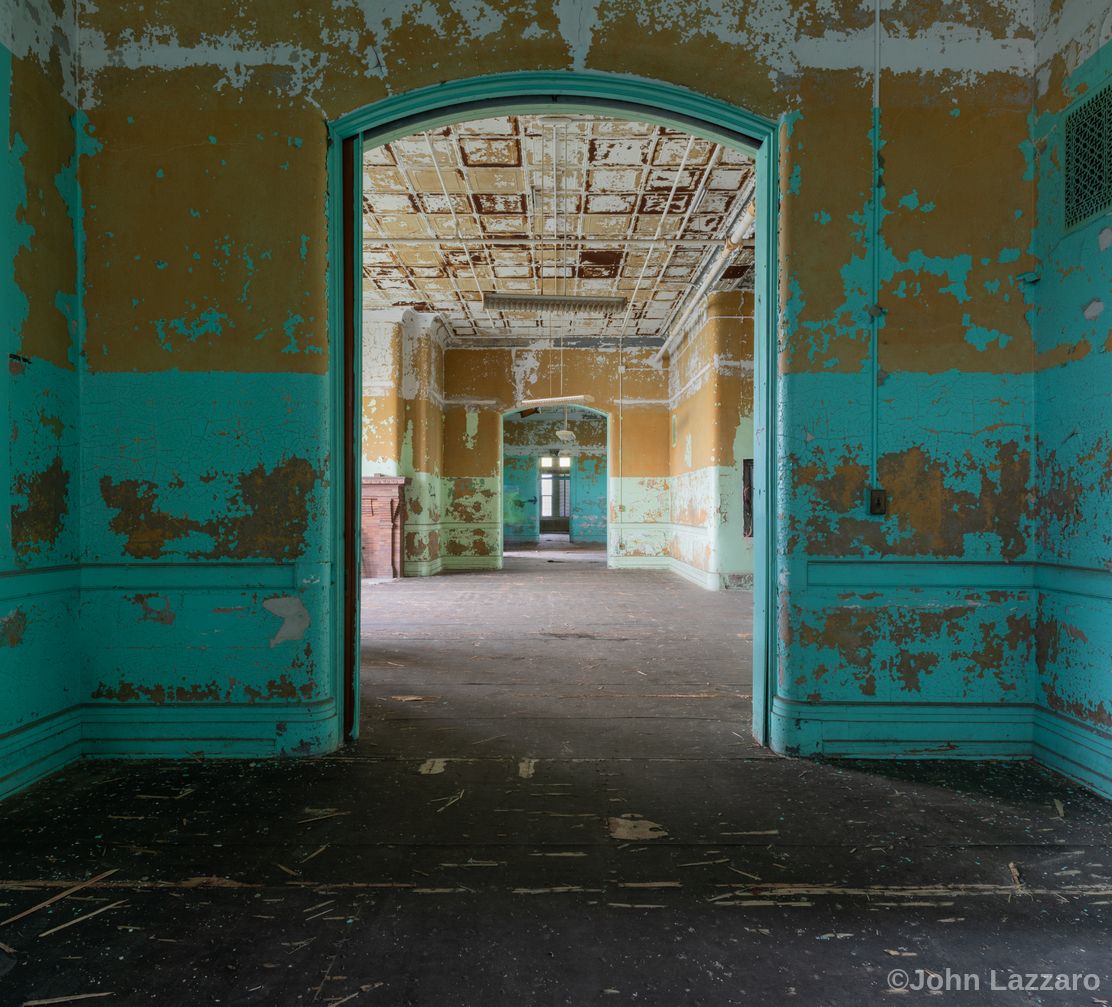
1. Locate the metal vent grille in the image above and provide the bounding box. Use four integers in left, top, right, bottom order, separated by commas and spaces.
1065, 83, 1112, 231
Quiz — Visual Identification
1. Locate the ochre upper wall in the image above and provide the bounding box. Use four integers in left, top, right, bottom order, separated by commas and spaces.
443, 346, 667, 477
669, 289, 753, 475
72, 0, 1043, 381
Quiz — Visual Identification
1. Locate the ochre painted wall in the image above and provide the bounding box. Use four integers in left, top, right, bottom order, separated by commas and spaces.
3, 0, 1111, 798
361, 312, 447, 574
668, 289, 755, 587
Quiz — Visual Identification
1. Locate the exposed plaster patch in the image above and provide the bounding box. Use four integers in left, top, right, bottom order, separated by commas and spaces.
553, 0, 601, 70
99, 456, 324, 561
78, 28, 330, 107
591, 0, 1036, 84
262, 595, 310, 647
463, 408, 479, 450
2, 0, 77, 103
1083, 299, 1104, 321
511, 348, 542, 405
1035, 0, 1112, 83
0, 608, 28, 647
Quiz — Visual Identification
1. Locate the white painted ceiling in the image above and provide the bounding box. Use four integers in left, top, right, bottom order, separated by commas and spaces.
362, 113, 755, 347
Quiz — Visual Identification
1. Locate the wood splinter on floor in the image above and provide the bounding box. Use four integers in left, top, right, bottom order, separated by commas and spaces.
0, 870, 119, 928
432, 790, 465, 812
297, 811, 351, 825
301, 845, 330, 864
21, 995, 116, 1006
38, 900, 128, 938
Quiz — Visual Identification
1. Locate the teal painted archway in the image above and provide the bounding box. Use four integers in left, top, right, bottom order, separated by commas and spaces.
500, 401, 612, 556
326, 71, 780, 745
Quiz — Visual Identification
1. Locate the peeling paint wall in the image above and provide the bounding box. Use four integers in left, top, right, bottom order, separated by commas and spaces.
668, 290, 755, 589
362, 310, 446, 574
502, 408, 608, 545
0, 0, 81, 798
572, 451, 608, 543
1029, 4, 1112, 790
502, 453, 539, 544
365, 337, 669, 567
2, 0, 1110, 796
442, 344, 669, 567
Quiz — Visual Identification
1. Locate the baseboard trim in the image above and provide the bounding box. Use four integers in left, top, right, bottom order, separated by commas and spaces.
0, 707, 83, 802
609, 554, 748, 593
404, 558, 443, 577
667, 558, 720, 591
80, 699, 340, 759
1033, 709, 1112, 800
770, 698, 1112, 799
607, 554, 670, 571
770, 697, 1036, 760
0, 699, 343, 800
439, 555, 502, 571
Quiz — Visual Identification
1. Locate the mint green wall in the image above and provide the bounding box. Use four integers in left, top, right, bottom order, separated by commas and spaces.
1028, 31, 1112, 793
1, 23, 83, 799
571, 453, 607, 543
501, 452, 609, 546
502, 455, 538, 544
502, 407, 608, 548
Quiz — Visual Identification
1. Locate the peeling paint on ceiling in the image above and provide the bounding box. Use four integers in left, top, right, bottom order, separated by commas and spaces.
362, 113, 755, 347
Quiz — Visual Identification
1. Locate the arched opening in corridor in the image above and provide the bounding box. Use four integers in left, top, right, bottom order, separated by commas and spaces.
329, 72, 778, 755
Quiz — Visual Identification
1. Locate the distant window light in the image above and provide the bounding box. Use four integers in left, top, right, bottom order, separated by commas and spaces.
559, 456, 571, 468
541, 473, 554, 517
540, 455, 554, 468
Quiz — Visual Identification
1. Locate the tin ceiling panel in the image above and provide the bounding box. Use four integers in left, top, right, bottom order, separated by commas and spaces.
362, 114, 755, 346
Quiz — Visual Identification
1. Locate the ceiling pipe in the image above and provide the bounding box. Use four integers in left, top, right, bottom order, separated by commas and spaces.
650, 176, 758, 365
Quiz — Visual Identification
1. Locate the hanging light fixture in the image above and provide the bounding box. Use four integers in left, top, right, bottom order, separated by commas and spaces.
556, 403, 576, 443
518, 124, 594, 429
482, 292, 627, 315
519, 393, 595, 407
554, 122, 575, 447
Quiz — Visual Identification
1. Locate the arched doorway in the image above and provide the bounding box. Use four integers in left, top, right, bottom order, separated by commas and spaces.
501, 402, 611, 560
328, 71, 779, 747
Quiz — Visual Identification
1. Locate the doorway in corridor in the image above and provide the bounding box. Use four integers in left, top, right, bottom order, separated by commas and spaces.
337, 71, 778, 750
539, 456, 571, 535
503, 403, 609, 559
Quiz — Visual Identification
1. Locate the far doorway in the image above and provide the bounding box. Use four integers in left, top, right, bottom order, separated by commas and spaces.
502, 404, 608, 560
539, 454, 571, 535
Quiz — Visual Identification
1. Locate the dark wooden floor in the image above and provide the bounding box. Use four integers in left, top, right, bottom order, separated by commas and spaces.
1, 551, 1110, 1005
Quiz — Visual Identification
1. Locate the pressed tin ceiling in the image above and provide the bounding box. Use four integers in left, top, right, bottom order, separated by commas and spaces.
362, 114, 755, 347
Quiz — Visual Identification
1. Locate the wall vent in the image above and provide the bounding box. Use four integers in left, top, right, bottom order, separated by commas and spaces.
1065, 83, 1112, 231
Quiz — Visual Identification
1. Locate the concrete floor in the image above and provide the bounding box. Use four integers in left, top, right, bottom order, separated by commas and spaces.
0, 555, 1110, 1004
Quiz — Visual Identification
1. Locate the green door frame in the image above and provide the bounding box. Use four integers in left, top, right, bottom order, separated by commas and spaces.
326, 71, 780, 745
